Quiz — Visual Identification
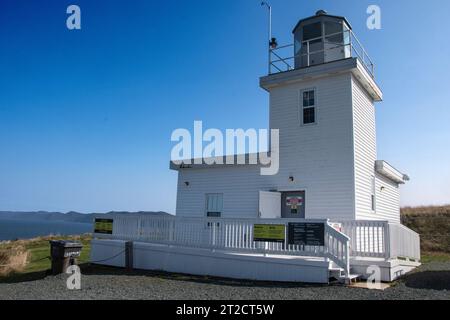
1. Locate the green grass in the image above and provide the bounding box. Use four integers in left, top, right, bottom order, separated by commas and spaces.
0, 235, 91, 282
420, 252, 450, 263
24, 236, 91, 273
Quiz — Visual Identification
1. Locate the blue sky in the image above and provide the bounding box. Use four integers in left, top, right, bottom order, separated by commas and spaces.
0, 0, 449, 213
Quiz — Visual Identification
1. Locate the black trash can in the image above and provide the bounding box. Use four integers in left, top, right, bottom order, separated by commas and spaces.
49, 240, 83, 275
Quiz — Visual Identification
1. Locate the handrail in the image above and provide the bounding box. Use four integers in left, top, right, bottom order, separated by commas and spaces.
325, 222, 350, 276
268, 29, 375, 78
340, 220, 421, 261
387, 222, 421, 261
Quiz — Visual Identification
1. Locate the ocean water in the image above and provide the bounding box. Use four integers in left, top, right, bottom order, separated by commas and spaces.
0, 219, 92, 241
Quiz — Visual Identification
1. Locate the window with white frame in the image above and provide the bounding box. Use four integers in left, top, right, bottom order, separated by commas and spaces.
302, 89, 316, 124
206, 193, 223, 217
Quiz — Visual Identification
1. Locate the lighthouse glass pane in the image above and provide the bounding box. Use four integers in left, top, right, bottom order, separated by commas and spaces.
325, 21, 341, 35
301, 23, 324, 67
303, 22, 322, 41
325, 22, 343, 44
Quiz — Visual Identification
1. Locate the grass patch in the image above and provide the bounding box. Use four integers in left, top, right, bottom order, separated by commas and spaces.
0, 234, 91, 282
0, 244, 28, 276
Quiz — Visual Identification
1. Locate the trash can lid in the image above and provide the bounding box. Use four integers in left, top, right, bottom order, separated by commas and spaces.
49, 240, 83, 248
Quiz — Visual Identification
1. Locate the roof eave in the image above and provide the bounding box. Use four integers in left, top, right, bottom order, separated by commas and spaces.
375, 160, 409, 184
292, 14, 353, 34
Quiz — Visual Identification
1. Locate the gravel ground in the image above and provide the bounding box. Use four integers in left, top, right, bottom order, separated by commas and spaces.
0, 262, 449, 300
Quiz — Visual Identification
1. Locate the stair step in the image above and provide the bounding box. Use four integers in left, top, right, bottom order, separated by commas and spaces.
329, 266, 361, 284
346, 274, 361, 281
342, 274, 361, 284
329, 268, 344, 278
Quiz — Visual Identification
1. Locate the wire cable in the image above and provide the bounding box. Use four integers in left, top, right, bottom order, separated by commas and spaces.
78, 249, 126, 264
1, 249, 126, 268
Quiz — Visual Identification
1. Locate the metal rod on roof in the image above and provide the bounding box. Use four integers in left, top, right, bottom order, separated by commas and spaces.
261, 1, 272, 74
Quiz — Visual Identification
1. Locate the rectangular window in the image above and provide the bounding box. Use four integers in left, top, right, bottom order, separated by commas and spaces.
302, 89, 316, 125
206, 193, 223, 217
371, 176, 376, 211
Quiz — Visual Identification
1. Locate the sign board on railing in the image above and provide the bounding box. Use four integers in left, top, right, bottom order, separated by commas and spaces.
94, 218, 113, 234
253, 224, 285, 243
288, 222, 324, 246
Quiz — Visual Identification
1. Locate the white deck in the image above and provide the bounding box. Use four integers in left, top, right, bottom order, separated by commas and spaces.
90, 215, 420, 283
91, 239, 330, 283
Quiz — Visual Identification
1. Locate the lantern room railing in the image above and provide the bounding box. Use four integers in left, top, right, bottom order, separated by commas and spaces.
269, 29, 375, 78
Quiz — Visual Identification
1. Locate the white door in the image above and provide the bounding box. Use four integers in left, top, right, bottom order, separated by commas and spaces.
259, 191, 281, 219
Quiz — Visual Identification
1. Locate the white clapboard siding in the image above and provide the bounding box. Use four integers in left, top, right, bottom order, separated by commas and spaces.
351, 75, 378, 220
176, 73, 356, 221
374, 173, 401, 223
269, 73, 355, 221
351, 75, 401, 223
176, 165, 270, 218
175, 69, 402, 223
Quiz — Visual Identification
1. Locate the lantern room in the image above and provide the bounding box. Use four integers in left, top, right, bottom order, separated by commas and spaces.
293, 10, 352, 69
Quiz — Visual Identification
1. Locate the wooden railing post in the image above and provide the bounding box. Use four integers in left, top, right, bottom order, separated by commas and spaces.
345, 240, 350, 277
384, 222, 391, 259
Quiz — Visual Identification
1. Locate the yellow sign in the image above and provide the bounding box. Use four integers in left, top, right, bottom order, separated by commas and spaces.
94, 218, 113, 234
253, 224, 285, 243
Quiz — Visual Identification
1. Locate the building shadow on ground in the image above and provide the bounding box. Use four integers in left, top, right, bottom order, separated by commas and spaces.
403, 271, 450, 290
0, 270, 49, 284
79, 263, 333, 289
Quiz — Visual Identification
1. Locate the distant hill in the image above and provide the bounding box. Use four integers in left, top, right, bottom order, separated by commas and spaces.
0, 211, 173, 224
401, 205, 450, 216
401, 205, 450, 254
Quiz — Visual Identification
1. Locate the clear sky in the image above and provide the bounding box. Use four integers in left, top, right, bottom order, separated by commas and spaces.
1, 0, 449, 213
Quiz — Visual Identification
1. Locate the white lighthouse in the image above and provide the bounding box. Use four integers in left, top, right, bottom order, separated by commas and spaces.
91, 10, 420, 284
173, 10, 408, 224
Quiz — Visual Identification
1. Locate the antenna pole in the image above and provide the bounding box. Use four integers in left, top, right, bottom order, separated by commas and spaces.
261, 1, 272, 74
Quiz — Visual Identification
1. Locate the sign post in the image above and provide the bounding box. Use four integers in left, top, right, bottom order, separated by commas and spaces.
94, 218, 114, 234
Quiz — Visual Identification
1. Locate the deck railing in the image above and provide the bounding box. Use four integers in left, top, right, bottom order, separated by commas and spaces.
94, 215, 351, 276
340, 220, 420, 261
388, 222, 421, 261
94, 215, 420, 275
